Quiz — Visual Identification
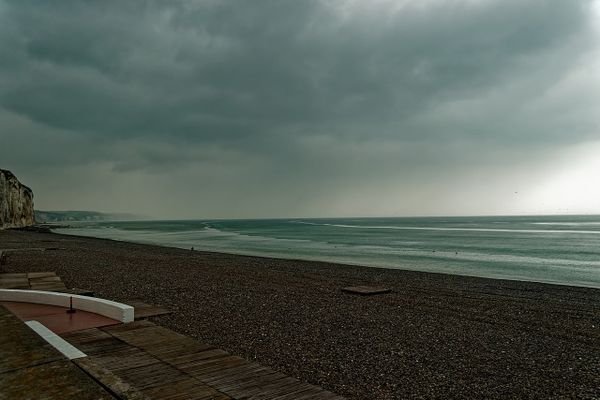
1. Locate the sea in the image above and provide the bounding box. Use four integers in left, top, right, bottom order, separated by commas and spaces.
55, 215, 600, 289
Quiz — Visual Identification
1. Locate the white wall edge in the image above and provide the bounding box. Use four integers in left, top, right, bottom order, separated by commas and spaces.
0, 289, 134, 322
25, 320, 87, 360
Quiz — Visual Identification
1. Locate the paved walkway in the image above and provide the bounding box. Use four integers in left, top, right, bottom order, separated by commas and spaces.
1, 300, 121, 334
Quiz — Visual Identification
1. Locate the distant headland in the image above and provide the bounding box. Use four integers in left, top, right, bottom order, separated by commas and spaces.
34, 210, 143, 223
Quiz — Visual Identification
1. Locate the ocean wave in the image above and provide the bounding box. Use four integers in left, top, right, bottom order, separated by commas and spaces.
530, 222, 600, 226
55, 219, 600, 288
294, 221, 600, 235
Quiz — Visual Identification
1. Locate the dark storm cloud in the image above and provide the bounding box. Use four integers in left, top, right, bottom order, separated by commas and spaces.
1, 0, 599, 217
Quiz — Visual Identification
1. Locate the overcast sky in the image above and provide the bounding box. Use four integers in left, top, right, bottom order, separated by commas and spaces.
1, 0, 600, 219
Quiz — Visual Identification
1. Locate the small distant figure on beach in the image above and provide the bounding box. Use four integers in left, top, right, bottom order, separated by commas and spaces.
191, 247, 194, 251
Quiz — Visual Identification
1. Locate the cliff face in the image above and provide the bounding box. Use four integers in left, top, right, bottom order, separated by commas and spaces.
0, 169, 35, 229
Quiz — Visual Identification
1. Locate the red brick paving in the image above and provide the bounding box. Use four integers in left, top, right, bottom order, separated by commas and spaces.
1, 301, 120, 334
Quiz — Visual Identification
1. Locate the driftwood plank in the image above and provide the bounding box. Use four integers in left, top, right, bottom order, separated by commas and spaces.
341, 285, 391, 295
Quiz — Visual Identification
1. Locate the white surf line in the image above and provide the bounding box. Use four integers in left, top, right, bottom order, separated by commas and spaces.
531, 222, 600, 226
295, 221, 600, 234
25, 320, 87, 360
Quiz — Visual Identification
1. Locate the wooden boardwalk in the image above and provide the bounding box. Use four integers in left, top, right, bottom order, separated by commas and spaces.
0, 305, 114, 399
0, 271, 92, 295
128, 299, 172, 320
1, 270, 343, 399
63, 320, 345, 400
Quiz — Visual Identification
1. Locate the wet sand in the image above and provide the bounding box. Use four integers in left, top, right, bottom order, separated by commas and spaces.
1, 229, 599, 399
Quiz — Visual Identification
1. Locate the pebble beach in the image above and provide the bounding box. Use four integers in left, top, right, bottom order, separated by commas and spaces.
1, 229, 599, 399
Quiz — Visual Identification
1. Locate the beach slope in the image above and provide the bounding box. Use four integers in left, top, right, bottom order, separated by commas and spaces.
1, 229, 599, 399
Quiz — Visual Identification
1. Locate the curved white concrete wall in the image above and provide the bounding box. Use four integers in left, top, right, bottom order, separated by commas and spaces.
0, 289, 134, 322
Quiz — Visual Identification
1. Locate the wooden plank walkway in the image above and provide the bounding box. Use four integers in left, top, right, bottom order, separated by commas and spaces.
63, 320, 345, 400
1, 271, 343, 399
0, 271, 93, 295
128, 299, 172, 320
0, 305, 115, 399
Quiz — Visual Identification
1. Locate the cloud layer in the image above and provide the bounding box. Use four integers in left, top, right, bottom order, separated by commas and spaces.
1, 0, 599, 217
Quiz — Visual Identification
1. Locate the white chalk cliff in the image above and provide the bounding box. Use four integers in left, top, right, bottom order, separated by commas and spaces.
0, 169, 34, 229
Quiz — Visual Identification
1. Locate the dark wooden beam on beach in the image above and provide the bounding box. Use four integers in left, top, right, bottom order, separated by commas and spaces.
341, 286, 391, 295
